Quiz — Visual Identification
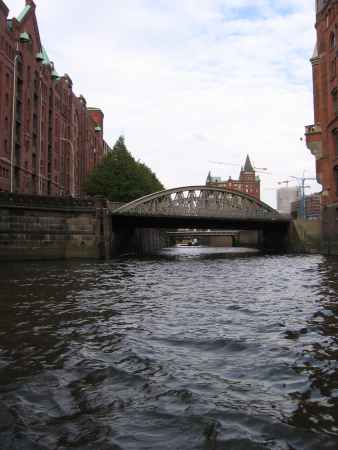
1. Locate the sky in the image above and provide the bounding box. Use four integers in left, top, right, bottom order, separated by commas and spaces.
7, 0, 318, 207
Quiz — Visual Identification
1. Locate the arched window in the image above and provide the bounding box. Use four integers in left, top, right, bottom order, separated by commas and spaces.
330, 31, 336, 49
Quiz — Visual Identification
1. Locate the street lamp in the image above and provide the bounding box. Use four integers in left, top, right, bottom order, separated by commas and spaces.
10, 33, 31, 193
59, 138, 75, 197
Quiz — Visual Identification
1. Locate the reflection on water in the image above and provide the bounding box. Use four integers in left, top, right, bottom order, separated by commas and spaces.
1, 248, 338, 449
160, 246, 260, 259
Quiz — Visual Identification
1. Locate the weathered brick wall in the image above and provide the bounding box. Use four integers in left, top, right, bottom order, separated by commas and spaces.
0, 193, 108, 261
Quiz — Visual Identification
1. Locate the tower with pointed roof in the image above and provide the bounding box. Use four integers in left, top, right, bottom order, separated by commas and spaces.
239, 155, 256, 183
206, 155, 260, 200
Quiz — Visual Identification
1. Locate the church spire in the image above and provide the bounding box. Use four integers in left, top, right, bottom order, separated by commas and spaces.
244, 155, 254, 172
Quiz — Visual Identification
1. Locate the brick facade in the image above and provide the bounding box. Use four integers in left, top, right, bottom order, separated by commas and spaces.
0, 0, 110, 197
306, 0, 338, 206
206, 155, 261, 200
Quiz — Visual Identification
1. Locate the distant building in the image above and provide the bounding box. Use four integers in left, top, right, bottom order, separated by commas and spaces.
206, 155, 260, 200
291, 193, 321, 220
277, 186, 300, 214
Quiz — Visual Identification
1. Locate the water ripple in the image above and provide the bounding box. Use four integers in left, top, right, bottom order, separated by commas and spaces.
1, 250, 338, 449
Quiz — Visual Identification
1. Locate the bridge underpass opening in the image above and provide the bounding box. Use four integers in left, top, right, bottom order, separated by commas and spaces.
109, 186, 291, 256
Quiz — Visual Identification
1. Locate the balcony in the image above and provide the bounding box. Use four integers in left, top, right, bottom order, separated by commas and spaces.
305, 124, 322, 160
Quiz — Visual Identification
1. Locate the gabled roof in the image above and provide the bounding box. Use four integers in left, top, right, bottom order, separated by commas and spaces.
0, 0, 9, 16
244, 155, 254, 172
14, 1, 43, 58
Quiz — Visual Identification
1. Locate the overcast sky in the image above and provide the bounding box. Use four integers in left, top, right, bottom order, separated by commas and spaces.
7, 0, 318, 207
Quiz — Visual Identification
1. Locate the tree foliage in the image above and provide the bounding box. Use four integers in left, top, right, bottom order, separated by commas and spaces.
84, 136, 164, 202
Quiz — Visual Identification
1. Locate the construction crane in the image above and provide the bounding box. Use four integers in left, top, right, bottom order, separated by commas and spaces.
208, 160, 270, 173
290, 175, 317, 219
278, 180, 294, 188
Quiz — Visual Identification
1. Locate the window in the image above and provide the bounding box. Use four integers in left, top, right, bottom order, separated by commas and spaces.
331, 59, 336, 79
333, 129, 338, 157
332, 88, 338, 115
330, 31, 336, 49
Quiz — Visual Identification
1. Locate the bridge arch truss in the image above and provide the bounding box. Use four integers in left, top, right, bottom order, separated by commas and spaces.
112, 186, 281, 221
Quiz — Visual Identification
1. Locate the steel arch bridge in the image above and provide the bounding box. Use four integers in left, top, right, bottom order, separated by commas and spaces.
112, 186, 282, 221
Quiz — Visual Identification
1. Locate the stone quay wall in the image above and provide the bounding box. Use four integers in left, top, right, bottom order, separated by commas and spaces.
322, 204, 338, 255
0, 193, 113, 261
288, 219, 322, 254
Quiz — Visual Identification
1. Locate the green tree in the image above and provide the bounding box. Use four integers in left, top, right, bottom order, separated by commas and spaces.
84, 136, 164, 202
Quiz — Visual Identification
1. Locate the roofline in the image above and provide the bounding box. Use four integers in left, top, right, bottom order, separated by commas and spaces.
0, 0, 9, 16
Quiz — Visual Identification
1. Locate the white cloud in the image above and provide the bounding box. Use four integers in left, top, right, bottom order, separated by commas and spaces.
6, 0, 319, 206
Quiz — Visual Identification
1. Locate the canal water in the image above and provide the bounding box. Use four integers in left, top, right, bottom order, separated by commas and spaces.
1, 248, 338, 450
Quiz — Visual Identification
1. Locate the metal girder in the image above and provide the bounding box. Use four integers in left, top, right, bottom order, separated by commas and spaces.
112, 186, 281, 220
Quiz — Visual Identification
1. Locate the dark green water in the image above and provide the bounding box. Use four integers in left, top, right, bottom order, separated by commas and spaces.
1, 248, 338, 449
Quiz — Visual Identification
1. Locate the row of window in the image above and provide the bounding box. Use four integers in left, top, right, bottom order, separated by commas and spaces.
227, 182, 258, 192
0, 36, 15, 60
0, 166, 9, 179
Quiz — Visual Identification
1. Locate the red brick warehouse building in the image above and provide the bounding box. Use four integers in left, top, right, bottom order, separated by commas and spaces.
206, 155, 261, 200
306, 0, 338, 205
305, 0, 338, 252
0, 0, 111, 197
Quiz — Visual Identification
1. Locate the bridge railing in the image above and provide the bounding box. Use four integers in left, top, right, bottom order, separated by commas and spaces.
114, 206, 281, 219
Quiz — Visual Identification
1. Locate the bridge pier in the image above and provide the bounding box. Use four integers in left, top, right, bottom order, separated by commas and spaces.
111, 226, 163, 256
133, 228, 163, 254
